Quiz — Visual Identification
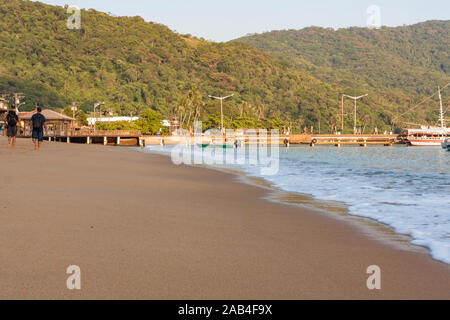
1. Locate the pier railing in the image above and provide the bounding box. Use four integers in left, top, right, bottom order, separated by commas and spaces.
19, 128, 141, 138
308, 134, 401, 146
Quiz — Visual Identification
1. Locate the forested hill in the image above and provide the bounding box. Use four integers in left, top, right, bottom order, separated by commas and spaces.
0, 0, 446, 133
236, 21, 450, 120
1, 0, 344, 132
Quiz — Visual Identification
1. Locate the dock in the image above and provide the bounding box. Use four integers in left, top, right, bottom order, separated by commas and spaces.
19, 128, 145, 147
305, 134, 402, 147
142, 134, 404, 147
17, 128, 404, 148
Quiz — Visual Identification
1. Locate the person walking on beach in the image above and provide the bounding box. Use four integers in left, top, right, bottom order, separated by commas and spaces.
31, 107, 46, 150
6, 107, 19, 148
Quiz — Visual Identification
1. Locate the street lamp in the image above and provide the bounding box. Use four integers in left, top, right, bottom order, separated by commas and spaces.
343, 94, 368, 134
93, 102, 104, 131
208, 94, 234, 134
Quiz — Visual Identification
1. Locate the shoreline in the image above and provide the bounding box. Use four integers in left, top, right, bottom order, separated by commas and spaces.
140, 146, 439, 262
229, 168, 431, 256
1, 138, 449, 299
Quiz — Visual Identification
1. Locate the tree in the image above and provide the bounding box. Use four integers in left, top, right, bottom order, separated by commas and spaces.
136, 109, 163, 134
62, 105, 88, 126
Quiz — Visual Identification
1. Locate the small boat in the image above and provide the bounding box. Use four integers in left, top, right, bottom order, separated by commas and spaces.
442, 138, 450, 149
196, 142, 234, 149
215, 144, 234, 149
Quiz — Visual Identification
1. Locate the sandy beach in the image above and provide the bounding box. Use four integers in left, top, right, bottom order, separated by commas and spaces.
0, 136, 449, 300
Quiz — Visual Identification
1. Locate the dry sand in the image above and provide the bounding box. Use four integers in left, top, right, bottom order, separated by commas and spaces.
0, 136, 449, 299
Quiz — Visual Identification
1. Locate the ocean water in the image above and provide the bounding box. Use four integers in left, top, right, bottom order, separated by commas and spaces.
142, 144, 450, 264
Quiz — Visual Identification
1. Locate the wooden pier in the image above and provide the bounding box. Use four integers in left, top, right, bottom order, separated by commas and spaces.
19, 128, 145, 147
17, 129, 404, 148
141, 134, 404, 147
306, 134, 401, 147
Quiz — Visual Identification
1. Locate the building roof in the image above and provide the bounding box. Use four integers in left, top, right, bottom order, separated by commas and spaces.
19, 109, 75, 121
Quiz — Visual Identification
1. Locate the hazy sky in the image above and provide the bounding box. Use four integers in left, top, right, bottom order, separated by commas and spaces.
35, 0, 449, 42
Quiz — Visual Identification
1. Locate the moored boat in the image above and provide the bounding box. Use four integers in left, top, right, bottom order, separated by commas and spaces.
406, 86, 449, 146
442, 138, 450, 149
196, 142, 234, 149
215, 144, 234, 149
406, 127, 449, 146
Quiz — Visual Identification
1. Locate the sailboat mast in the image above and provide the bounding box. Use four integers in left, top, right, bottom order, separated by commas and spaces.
438, 86, 444, 129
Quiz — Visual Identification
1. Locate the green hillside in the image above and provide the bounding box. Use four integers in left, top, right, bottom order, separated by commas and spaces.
0, 0, 346, 132
0, 0, 447, 133
236, 21, 450, 128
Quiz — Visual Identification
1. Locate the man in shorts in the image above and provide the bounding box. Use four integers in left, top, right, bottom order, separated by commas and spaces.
6, 107, 19, 148
31, 107, 46, 150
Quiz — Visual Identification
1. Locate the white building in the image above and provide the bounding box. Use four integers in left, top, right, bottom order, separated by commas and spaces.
87, 116, 139, 126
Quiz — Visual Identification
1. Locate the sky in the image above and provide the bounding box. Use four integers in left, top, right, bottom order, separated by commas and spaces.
34, 0, 450, 42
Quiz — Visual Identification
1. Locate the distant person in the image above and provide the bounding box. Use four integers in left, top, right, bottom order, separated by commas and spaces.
31, 107, 46, 150
6, 108, 19, 148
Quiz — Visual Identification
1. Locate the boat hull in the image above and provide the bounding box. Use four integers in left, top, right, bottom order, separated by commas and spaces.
408, 139, 444, 146
196, 143, 234, 149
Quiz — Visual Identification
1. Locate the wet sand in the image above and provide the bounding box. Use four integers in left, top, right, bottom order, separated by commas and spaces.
0, 136, 449, 299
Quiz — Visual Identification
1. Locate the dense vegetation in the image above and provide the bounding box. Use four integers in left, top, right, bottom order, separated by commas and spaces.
1, 0, 448, 134
0, 0, 336, 133
237, 21, 450, 128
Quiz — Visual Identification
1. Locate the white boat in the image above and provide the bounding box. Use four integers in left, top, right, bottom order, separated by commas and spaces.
406, 86, 449, 147
407, 127, 449, 146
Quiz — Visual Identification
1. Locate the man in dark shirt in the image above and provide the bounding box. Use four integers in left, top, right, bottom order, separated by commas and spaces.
31, 107, 46, 150
6, 107, 19, 148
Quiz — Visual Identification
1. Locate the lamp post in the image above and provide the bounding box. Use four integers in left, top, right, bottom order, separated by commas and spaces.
208, 94, 234, 134
93, 102, 104, 132
70, 104, 78, 130
343, 94, 368, 134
